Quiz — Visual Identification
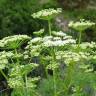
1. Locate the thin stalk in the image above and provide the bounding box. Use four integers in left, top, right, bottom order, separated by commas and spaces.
25, 74, 28, 96
45, 68, 48, 78
78, 31, 82, 48
48, 19, 51, 36
63, 61, 75, 95
29, 55, 33, 63
53, 69, 57, 96
52, 47, 57, 96
39, 54, 48, 78
10, 58, 15, 64
0, 70, 8, 80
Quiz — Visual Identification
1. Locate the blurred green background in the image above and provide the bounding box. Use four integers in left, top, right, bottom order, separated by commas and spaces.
0, 0, 96, 41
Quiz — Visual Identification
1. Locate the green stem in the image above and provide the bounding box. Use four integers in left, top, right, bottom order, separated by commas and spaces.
39, 54, 48, 78
53, 69, 57, 96
25, 74, 28, 96
78, 31, 82, 48
0, 70, 8, 80
52, 47, 57, 96
14, 49, 19, 64
48, 19, 51, 36
45, 68, 48, 78
63, 61, 75, 95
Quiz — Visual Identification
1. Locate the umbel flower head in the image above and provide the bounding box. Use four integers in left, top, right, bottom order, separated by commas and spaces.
32, 8, 62, 20
0, 51, 14, 69
26, 31, 76, 51
56, 51, 90, 66
68, 19, 95, 32
0, 35, 31, 49
8, 76, 24, 88
43, 36, 76, 47
25, 32, 76, 57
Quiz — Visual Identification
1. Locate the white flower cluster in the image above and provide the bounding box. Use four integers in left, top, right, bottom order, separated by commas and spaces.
68, 19, 95, 31
56, 51, 80, 64
30, 45, 42, 57
46, 62, 59, 70
43, 36, 76, 47
27, 77, 40, 88
0, 35, 31, 49
32, 8, 62, 19
0, 51, 14, 69
25, 32, 76, 58
72, 42, 96, 52
8, 63, 39, 88
29, 32, 72, 47
8, 76, 24, 88
9, 63, 38, 77
56, 51, 90, 65
26, 40, 42, 57
42, 32, 75, 47
79, 42, 96, 49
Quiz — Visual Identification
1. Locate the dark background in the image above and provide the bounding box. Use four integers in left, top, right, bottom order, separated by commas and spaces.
0, 0, 96, 41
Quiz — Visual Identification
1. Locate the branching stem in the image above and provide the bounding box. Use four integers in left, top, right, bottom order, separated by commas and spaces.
0, 69, 8, 80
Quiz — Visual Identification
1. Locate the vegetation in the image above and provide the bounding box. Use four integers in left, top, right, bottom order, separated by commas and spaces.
0, 0, 96, 39
0, 7, 96, 96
